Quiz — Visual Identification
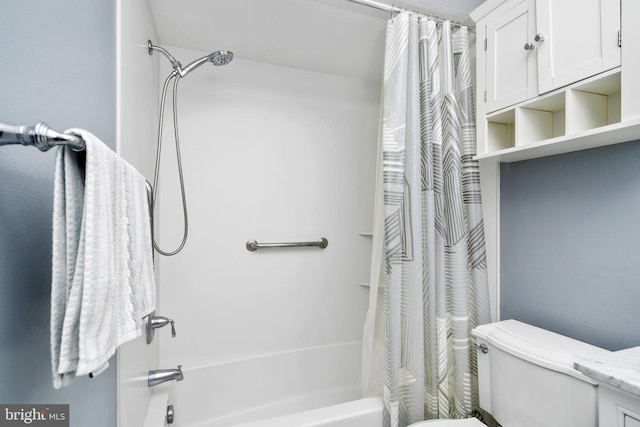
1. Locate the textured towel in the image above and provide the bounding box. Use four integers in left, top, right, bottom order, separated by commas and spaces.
50, 129, 155, 388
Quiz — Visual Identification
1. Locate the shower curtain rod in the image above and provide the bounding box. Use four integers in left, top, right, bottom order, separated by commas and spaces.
345, 0, 475, 32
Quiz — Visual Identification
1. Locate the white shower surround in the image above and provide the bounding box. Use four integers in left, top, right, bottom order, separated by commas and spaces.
118, 1, 381, 424
153, 46, 379, 368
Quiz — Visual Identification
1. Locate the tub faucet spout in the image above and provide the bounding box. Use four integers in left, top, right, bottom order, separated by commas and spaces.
148, 365, 184, 387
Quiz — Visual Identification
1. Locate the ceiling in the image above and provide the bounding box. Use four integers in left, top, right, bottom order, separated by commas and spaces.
392, 0, 485, 23
149, 0, 485, 82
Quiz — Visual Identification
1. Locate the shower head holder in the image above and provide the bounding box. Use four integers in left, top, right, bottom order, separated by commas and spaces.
148, 40, 183, 74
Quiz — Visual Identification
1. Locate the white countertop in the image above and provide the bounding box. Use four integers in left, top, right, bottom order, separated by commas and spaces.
574, 346, 640, 397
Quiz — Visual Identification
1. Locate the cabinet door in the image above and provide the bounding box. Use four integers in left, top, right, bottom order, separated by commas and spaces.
486, 0, 537, 113
536, 0, 620, 94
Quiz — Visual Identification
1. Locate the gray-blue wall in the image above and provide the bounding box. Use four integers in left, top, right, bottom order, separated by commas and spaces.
0, 1, 117, 425
501, 141, 640, 351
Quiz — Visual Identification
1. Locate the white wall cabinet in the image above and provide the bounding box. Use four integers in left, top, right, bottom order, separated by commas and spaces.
483, 0, 620, 114
471, 0, 637, 162
536, 0, 620, 94
471, 0, 640, 323
485, 0, 537, 113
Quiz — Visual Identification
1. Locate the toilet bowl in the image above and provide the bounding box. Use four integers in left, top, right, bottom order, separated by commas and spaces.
408, 418, 485, 426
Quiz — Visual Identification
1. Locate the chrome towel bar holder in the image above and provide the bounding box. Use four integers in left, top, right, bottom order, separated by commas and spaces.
246, 238, 328, 252
1, 119, 155, 254
0, 121, 85, 151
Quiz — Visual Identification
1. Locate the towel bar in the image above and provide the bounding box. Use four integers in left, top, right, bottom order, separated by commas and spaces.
0, 121, 85, 151
246, 238, 328, 251
2, 119, 156, 260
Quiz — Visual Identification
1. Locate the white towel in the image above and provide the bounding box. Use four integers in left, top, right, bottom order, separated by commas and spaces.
50, 129, 156, 388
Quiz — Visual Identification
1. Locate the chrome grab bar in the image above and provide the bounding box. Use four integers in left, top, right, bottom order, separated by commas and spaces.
0, 121, 85, 152
246, 237, 328, 252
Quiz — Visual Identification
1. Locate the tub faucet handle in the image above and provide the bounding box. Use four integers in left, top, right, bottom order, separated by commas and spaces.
146, 312, 177, 344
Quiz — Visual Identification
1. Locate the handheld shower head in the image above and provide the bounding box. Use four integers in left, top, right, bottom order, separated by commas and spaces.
210, 50, 233, 66
179, 50, 233, 76
148, 40, 233, 78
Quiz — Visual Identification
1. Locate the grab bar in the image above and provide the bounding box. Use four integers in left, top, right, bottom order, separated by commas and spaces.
246, 238, 328, 252
0, 121, 85, 151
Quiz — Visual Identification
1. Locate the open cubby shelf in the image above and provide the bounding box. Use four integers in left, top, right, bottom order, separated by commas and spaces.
478, 69, 634, 162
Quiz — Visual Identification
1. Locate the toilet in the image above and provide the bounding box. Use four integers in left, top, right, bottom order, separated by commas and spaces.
409, 319, 611, 426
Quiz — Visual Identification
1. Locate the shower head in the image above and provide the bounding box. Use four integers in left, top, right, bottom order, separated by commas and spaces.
148, 40, 233, 78
209, 50, 233, 66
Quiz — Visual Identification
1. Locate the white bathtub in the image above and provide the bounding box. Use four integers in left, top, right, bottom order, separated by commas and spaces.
149, 341, 382, 427
230, 397, 383, 427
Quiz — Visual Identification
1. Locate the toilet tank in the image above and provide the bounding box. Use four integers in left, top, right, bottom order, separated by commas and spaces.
472, 320, 611, 427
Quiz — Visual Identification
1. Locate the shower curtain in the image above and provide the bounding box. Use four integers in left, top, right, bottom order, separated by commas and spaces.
362, 12, 490, 427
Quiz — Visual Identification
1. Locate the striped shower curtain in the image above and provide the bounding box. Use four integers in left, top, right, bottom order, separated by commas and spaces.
362, 12, 490, 427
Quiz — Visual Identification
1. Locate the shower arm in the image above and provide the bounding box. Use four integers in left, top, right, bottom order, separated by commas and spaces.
148, 40, 183, 75
148, 40, 213, 78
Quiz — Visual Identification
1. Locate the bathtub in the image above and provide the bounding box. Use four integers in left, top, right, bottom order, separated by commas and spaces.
146, 341, 383, 427
230, 397, 383, 427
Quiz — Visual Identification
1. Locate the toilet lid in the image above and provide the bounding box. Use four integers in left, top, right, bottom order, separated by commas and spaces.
409, 418, 486, 427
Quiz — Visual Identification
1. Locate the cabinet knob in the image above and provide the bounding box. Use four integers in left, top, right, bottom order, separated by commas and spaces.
524, 42, 535, 51
535, 33, 545, 42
